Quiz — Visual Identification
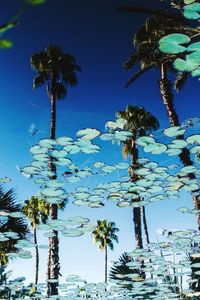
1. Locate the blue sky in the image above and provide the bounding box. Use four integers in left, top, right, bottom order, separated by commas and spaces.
0, 0, 199, 285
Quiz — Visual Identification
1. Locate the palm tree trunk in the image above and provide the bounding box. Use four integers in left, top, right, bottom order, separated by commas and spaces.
33, 227, 39, 287
133, 207, 143, 249
47, 78, 59, 296
48, 205, 59, 295
159, 63, 180, 127
159, 63, 200, 230
142, 206, 150, 245
129, 139, 143, 249
105, 245, 107, 283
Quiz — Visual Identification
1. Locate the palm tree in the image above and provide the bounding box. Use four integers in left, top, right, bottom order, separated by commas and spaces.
118, 5, 197, 126
92, 220, 119, 283
116, 105, 159, 249
118, 4, 200, 229
109, 252, 141, 289
0, 186, 29, 274
23, 196, 49, 287
109, 252, 158, 298
30, 45, 80, 296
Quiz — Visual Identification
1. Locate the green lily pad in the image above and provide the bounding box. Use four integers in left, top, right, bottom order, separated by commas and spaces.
136, 136, 155, 147
184, 0, 196, 4
187, 134, 200, 144
56, 136, 73, 145
173, 56, 199, 72
164, 126, 185, 137
192, 68, 200, 77
188, 42, 200, 52
76, 128, 100, 140
184, 2, 200, 19
184, 9, 200, 19
166, 148, 182, 156
144, 142, 167, 154
41, 187, 65, 197
159, 34, 190, 54
99, 133, 114, 141
190, 145, 200, 154
0, 177, 11, 183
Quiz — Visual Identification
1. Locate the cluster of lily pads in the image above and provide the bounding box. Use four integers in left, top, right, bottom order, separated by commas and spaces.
183, 0, 200, 20
1, 116, 200, 299
2, 230, 200, 299
159, 0, 200, 77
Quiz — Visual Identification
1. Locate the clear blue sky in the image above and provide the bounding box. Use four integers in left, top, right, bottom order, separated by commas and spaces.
0, 0, 199, 285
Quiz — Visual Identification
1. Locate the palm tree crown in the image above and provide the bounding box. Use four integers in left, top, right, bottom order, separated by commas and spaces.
23, 196, 49, 228
0, 186, 29, 265
30, 45, 81, 101
117, 105, 159, 159
92, 220, 119, 251
119, 6, 198, 90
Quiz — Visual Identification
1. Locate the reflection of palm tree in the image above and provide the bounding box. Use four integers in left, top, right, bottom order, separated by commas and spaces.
116, 105, 159, 249
119, 5, 200, 229
109, 252, 141, 288
23, 196, 49, 286
0, 186, 28, 270
119, 6, 195, 126
109, 252, 156, 298
30, 45, 80, 296
92, 220, 119, 283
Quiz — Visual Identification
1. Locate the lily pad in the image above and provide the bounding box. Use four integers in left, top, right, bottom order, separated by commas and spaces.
76, 128, 100, 140
164, 126, 186, 137
159, 34, 190, 54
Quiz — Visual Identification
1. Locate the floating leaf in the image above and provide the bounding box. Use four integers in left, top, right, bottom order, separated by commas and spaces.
41, 187, 65, 197
183, 3, 200, 20
188, 41, 200, 52
166, 148, 182, 156
64, 144, 80, 154
184, 0, 196, 4
144, 142, 167, 154
76, 128, 100, 140
56, 136, 73, 145
39, 138, 57, 148
0, 177, 11, 183
115, 162, 129, 170
177, 207, 190, 214
136, 136, 155, 147
29, 145, 47, 154
99, 133, 114, 141
62, 229, 85, 237
164, 126, 186, 137
159, 34, 190, 54
22, 166, 39, 175
187, 134, 200, 144
168, 140, 187, 149
173, 56, 199, 72
114, 130, 132, 141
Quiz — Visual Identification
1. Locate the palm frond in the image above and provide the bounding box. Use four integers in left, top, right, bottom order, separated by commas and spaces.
174, 72, 189, 93
125, 65, 155, 87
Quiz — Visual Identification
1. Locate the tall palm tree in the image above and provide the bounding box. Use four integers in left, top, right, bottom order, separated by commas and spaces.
30, 45, 80, 296
92, 220, 119, 283
118, 5, 200, 229
23, 196, 49, 287
116, 105, 159, 249
0, 186, 29, 268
